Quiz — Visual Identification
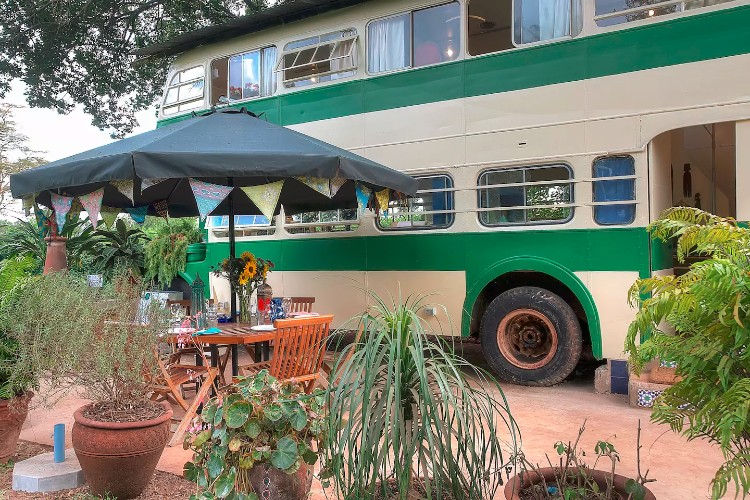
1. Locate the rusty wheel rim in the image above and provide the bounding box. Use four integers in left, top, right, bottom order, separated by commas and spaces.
497, 308, 558, 370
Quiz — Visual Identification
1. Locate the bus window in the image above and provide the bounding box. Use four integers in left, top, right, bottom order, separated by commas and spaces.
592, 156, 636, 225
594, 0, 735, 27
207, 215, 276, 237
368, 3, 460, 74
162, 66, 204, 116
285, 209, 359, 234
467, 0, 513, 56
478, 165, 573, 226
513, 0, 582, 46
377, 175, 455, 230
211, 46, 276, 105
277, 30, 357, 88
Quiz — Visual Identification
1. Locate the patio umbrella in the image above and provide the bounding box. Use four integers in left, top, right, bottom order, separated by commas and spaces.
10, 107, 417, 315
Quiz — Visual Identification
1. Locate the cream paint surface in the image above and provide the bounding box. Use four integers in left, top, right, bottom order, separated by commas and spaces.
209, 270, 466, 333
576, 271, 639, 360
737, 120, 750, 221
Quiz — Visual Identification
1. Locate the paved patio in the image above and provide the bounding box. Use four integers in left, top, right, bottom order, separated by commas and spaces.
19, 344, 724, 499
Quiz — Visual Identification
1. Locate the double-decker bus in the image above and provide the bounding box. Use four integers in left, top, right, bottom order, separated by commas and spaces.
140, 0, 750, 385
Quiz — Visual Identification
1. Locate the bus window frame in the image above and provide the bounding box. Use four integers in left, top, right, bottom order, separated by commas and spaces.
376, 173, 456, 231
510, 0, 581, 49
162, 65, 205, 116
212, 45, 278, 104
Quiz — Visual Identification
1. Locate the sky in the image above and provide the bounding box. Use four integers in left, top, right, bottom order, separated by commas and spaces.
1, 81, 158, 218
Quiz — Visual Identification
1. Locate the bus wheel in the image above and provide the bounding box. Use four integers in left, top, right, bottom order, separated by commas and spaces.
480, 286, 582, 386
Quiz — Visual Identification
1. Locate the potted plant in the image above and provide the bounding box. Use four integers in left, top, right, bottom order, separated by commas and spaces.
144, 218, 203, 288
4, 272, 172, 498
320, 292, 520, 499
504, 420, 656, 499
183, 370, 326, 499
626, 207, 750, 499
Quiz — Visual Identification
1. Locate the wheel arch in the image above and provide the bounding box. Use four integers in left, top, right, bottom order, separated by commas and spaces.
462, 257, 602, 358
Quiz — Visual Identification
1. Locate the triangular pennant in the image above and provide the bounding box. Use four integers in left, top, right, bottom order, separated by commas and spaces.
100, 206, 120, 228
355, 184, 372, 214
79, 188, 104, 228
330, 174, 347, 198
189, 179, 234, 221
141, 177, 167, 193
153, 199, 170, 220
50, 193, 74, 233
375, 188, 390, 215
111, 179, 134, 205
126, 206, 148, 225
241, 181, 285, 220
296, 176, 331, 198
22, 194, 36, 217
34, 204, 49, 235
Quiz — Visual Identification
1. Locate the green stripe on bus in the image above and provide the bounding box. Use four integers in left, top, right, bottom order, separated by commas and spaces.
159, 5, 750, 128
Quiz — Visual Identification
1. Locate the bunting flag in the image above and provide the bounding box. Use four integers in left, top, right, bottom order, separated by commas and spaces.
126, 206, 148, 225
34, 204, 49, 235
241, 180, 284, 220
355, 184, 372, 214
375, 188, 390, 215
153, 199, 170, 219
79, 188, 104, 228
68, 197, 83, 219
50, 193, 74, 232
141, 177, 166, 193
189, 179, 234, 221
330, 174, 347, 198
22, 195, 36, 217
111, 179, 134, 205
296, 176, 331, 198
100, 206, 120, 228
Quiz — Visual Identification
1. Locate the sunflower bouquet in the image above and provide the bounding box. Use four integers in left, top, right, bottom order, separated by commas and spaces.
212, 251, 274, 322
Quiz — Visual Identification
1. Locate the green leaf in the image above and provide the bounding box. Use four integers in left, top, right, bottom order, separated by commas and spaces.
244, 418, 261, 439
214, 468, 237, 498
207, 453, 224, 479
265, 404, 283, 422
288, 406, 307, 432
625, 479, 646, 500
226, 402, 251, 429
228, 437, 243, 452
192, 430, 212, 448
183, 461, 202, 483
270, 437, 298, 471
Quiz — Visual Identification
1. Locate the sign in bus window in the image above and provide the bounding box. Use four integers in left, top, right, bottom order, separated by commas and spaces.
378, 175, 455, 230
478, 165, 573, 226
592, 155, 636, 225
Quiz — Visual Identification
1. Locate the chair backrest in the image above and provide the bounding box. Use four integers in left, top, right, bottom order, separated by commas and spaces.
270, 314, 333, 392
166, 299, 192, 317
289, 297, 315, 313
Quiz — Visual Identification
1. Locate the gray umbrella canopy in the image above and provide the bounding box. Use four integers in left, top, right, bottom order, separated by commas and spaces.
10, 108, 417, 217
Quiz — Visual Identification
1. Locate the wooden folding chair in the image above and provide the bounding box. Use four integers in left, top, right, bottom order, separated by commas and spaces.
148, 350, 219, 447
289, 297, 315, 313
238, 315, 333, 393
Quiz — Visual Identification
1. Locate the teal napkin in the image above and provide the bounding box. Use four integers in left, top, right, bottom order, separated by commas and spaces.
193, 327, 222, 336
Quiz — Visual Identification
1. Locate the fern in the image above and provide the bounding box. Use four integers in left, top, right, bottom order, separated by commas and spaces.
144, 232, 188, 288
626, 208, 750, 499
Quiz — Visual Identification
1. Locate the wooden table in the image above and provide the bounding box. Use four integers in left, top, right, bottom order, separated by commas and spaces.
173, 323, 276, 377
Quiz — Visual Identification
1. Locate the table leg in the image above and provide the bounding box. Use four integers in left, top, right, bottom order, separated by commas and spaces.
231, 345, 239, 377
254, 343, 262, 363
262, 341, 270, 361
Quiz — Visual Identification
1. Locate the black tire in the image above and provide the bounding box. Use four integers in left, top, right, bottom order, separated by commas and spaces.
480, 286, 582, 386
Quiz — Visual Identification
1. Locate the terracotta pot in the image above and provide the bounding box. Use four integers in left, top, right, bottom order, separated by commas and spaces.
504, 467, 656, 500
0, 392, 32, 463
72, 402, 172, 499
43, 235, 68, 274
243, 462, 313, 499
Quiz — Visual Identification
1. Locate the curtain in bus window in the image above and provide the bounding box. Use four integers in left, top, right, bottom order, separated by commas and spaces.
593, 156, 635, 225
368, 14, 409, 73
514, 0, 571, 44
261, 47, 277, 96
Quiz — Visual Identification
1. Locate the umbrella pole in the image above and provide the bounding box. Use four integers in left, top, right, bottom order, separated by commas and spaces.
229, 179, 237, 322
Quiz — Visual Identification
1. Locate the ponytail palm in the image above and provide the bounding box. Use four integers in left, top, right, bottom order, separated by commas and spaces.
321, 293, 519, 500
626, 207, 750, 499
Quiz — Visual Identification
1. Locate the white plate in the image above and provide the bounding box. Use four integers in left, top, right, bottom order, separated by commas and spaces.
251, 325, 275, 331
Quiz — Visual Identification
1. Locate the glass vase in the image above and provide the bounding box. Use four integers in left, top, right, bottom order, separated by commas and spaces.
238, 288, 254, 324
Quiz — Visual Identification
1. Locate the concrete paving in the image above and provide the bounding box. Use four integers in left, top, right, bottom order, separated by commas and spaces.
18, 346, 726, 500
12, 449, 84, 493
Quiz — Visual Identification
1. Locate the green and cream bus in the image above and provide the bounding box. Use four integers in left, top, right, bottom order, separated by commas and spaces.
143, 0, 750, 385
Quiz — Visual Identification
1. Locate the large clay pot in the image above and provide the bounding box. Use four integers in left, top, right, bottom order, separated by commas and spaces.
72, 402, 172, 499
43, 235, 68, 274
504, 467, 656, 500
0, 392, 32, 463
243, 462, 313, 499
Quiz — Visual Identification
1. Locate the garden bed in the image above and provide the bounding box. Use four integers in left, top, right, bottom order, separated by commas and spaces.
0, 441, 194, 499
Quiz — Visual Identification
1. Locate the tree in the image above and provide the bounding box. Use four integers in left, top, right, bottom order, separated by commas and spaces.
0, 0, 277, 138
0, 103, 45, 212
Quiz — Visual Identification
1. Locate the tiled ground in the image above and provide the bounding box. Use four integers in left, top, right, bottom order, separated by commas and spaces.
19, 344, 724, 499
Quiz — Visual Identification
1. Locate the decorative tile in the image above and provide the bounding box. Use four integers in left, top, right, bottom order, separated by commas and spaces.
637, 389, 662, 408
659, 359, 677, 368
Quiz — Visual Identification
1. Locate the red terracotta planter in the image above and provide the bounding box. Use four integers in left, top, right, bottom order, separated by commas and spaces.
0, 392, 32, 463
72, 402, 172, 499
504, 467, 656, 500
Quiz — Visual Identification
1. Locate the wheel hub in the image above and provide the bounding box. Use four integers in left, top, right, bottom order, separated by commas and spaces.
497, 308, 559, 370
